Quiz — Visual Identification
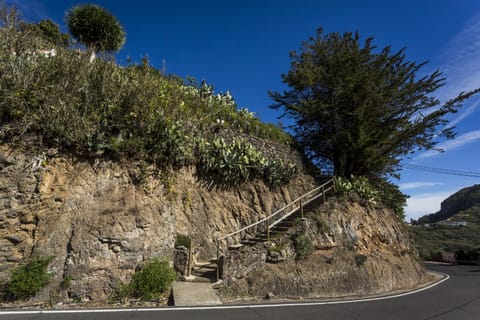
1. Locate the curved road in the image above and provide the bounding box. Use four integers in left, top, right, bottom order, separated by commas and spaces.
0, 264, 479, 320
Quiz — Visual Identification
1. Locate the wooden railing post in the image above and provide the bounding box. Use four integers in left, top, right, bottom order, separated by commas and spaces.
267, 223, 270, 244
216, 239, 220, 281
187, 244, 193, 277
300, 198, 303, 219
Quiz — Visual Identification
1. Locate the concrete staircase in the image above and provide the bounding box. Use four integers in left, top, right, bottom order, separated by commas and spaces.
173, 179, 334, 305
240, 195, 326, 245
173, 259, 222, 305
220, 179, 334, 250
215, 179, 335, 274
191, 261, 218, 282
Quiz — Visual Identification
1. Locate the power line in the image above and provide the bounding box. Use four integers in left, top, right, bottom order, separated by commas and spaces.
402, 164, 480, 178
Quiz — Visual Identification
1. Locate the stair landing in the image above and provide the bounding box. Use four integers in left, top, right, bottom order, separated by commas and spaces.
172, 281, 222, 306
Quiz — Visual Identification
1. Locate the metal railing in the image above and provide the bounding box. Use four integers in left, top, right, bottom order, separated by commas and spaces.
215, 178, 334, 279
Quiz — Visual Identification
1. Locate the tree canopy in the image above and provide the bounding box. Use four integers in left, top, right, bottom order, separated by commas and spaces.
65, 4, 125, 54
19, 19, 69, 47
270, 28, 479, 179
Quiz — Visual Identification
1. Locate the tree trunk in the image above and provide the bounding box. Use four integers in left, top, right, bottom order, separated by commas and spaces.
88, 49, 96, 63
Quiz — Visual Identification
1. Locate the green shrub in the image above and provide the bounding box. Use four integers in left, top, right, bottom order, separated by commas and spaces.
0, 10, 296, 185
4, 255, 53, 301
307, 210, 330, 234
175, 234, 191, 249
143, 113, 193, 168
263, 159, 297, 188
59, 275, 73, 290
334, 175, 378, 203
268, 243, 285, 254
335, 176, 407, 219
121, 258, 176, 301
370, 178, 407, 220
293, 232, 313, 260
198, 138, 264, 184
355, 254, 368, 267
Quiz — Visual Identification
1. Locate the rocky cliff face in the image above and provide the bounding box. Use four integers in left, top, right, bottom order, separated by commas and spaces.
0, 144, 315, 303
0, 147, 176, 302
221, 200, 427, 299
0, 143, 427, 305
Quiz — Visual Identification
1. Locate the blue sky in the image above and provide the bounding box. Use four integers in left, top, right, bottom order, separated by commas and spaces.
9, 0, 480, 221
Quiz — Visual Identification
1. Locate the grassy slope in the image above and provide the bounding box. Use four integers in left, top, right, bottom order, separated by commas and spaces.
0, 24, 303, 188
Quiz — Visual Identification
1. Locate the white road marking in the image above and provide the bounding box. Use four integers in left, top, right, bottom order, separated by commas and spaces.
0, 272, 449, 315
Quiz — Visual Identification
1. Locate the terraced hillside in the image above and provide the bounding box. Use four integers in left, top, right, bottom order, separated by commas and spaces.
412, 185, 480, 262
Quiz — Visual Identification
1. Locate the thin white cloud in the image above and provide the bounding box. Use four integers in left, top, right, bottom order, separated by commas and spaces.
404, 190, 455, 221
447, 99, 480, 129
434, 12, 480, 103
417, 129, 480, 159
6, 0, 48, 21
399, 182, 443, 190
412, 14, 480, 161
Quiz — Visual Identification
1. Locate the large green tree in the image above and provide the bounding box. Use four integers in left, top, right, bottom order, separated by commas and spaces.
270, 29, 479, 179
65, 4, 125, 60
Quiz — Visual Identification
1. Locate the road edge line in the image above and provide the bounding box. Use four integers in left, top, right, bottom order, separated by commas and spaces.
0, 271, 449, 315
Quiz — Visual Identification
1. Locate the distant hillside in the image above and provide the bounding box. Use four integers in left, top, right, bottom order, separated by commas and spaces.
411, 184, 480, 262
416, 184, 480, 224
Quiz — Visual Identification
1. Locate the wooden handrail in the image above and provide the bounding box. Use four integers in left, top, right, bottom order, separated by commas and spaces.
217, 179, 334, 243
214, 178, 335, 281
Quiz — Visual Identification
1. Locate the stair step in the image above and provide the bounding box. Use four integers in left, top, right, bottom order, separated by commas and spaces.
254, 236, 269, 240
181, 275, 212, 283
214, 180, 334, 255
193, 265, 217, 271
190, 262, 218, 284
241, 239, 258, 245
274, 222, 294, 226
243, 236, 266, 242
228, 243, 244, 250
272, 224, 293, 230
271, 226, 290, 231
270, 230, 289, 235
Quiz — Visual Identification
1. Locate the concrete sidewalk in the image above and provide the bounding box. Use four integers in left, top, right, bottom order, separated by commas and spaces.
172, 281, 222, 306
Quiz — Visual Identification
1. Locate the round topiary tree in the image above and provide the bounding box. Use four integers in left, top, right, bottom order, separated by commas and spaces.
65, 4, 125, 61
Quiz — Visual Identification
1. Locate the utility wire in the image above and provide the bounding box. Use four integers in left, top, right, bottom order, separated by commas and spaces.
403, 164, 480, 178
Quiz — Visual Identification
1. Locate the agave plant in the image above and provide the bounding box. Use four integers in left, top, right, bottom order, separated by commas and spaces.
334, 175, 379, 203
198, 138, 296, 186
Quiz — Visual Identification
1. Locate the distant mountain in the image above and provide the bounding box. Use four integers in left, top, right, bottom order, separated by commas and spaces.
416, 184, 480, 224
411, 184, 480, 262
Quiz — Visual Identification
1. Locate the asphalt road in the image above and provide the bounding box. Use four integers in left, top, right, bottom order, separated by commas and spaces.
1, 264, 479, 320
